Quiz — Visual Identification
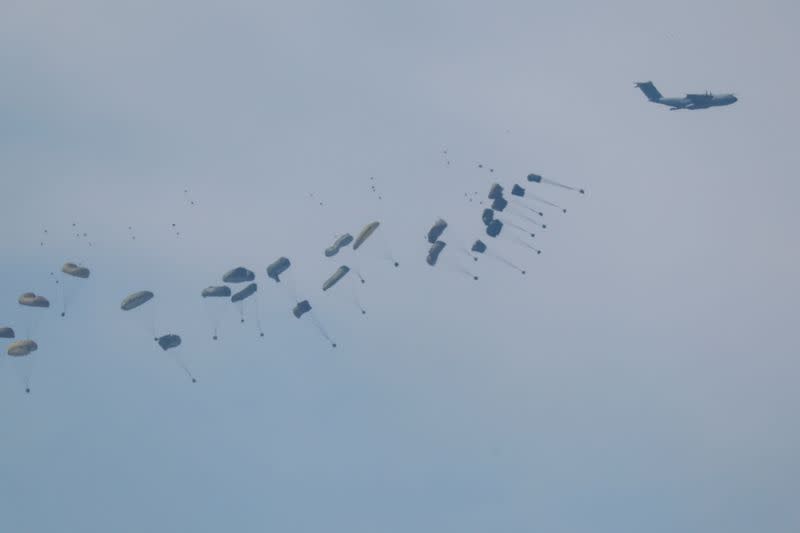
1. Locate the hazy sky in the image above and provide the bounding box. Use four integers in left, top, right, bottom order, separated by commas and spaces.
1, 1, 799, 532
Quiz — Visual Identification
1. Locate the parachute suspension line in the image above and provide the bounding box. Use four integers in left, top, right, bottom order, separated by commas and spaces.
462, 247, 480, 264
349, 273, 367, 315
20, 307, 43, 340
353, 266, 366, 285
61, 273, 70, 317
284, 270, 300, 303
10, 352, 37, 394
172, 355, 197, 383
509, 209, 547, 228
527, 193, 567, 213
512, 202, 544, 217
254, 294, 265, 337
506, 220, 541, 235
509, 234, 542, 255
52, 272, 66, 317
309, 312, 336, 348
207, 300, 223, 341
279, 279, 298, 308
452, 235, 472, 258
453, 264, 479, 281
541, 178, 585, 194
458, 247, 475, 262
442, 257, 479, 281
377, 227, 399, 268
152, 311, 158, 341
448, 228, 478, 263
489, 252, 526, 275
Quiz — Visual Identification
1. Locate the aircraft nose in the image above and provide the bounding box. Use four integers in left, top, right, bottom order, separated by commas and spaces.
732, 95, 738, 103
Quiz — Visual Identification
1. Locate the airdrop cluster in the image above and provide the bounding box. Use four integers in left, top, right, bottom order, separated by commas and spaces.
2, 218, 403, 393
424, 171, 584, 279
3, 170, 583, 394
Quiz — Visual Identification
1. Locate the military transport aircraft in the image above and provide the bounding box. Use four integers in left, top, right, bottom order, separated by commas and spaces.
635, 81, 737, 110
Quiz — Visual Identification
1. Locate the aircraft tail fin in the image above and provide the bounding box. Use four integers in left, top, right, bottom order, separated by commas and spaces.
635, 81, 663, 102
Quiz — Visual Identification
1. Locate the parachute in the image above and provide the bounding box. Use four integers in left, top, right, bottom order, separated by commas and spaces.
322, 266, 350, 291
267, 257, 291, 282
292, 300, 336, 347
61, 262, 90, 278
222, 267, 255, 284
231, 283, 263, 334
59, 262, 91, 317
527, 173, 585, 194
120, 290, 154, 311
202, 286, 231, 340
157, 334, 181, 351
525, 192, 568, 213
488, 183, 504, 200
293, 300, 312, 319
351, 220, 397, 267
471, 240, 487, 254
15, 294, 49, 385
506, 183, 550, 217
201, 286, 230, 339
202, 286, 231, 298
19, 293, 50, 308
491, 196, 508, 212
7, 339, 37, 357
231, 283, 257, 303
6, 339, 38, 392
156, 334, 196, 383
482, 209, 494, 226
0, 327, 15, 339
426, 241, 447, 266
120, 290, 157, 340
427, 219, 448, 244
486, 220, 503, 238
323, 265, 365, 314
325, 234, 353, 257
18, 293, 50, 337
473, 238, 526, 274
352, 221, 380, 250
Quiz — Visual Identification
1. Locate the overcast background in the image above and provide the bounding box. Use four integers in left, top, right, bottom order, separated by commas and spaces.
1, 1, 799, 532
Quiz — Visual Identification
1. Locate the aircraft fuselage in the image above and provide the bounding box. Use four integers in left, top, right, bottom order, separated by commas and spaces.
634, 81, 738, 110
657, 94, 738, 110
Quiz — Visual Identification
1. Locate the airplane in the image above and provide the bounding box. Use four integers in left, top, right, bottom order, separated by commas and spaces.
635, 81, 737, 110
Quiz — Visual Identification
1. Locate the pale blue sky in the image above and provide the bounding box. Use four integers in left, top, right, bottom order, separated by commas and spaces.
1, 1, 799, 532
